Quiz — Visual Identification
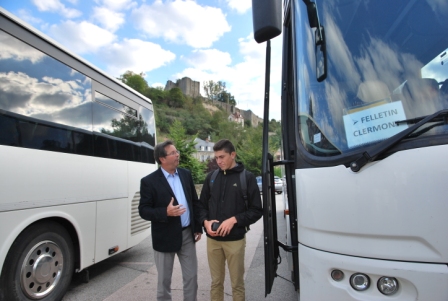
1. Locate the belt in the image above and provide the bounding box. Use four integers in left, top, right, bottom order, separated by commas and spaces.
182, 226, 189, 231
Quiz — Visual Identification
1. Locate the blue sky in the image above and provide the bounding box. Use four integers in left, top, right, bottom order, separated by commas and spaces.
1, 0, 283, 121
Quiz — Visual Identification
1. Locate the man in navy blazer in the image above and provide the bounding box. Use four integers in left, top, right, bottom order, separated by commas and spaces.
139, 140, 202, 301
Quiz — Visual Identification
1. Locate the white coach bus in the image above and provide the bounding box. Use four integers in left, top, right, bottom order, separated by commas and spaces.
253, 0, 448, 300
0, 8, 156, 301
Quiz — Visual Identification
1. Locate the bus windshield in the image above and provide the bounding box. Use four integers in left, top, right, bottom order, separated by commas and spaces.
294, 0, 448, 156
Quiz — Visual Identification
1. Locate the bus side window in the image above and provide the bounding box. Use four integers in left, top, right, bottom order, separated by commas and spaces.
92, 99, 142, 162
17, 121, 37, 148
72, 131, 93, 156
0, 113, 19, 146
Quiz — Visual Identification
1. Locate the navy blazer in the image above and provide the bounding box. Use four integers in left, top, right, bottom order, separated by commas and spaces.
139, 167, 202, 252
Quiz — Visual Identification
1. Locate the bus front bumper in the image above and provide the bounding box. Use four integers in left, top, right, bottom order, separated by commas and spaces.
299, 244, 448, 301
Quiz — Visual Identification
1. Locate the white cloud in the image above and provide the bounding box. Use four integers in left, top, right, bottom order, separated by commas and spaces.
238, 34, 265, 61
0, 31, 46, 63
94, 0, 136, 11
0, 71, 86, 117
131, 0, 231, 48
31, 0, 82, 18
230, 35, 283, 120
99, 38, 176, 76
48, 20, 116, 54
173, 33, 283, 120
226, 0, 251, 14
151, 82, 165, 89
183, 49, 232, 71
91, 7, 125, 32
17, 9, 43, 25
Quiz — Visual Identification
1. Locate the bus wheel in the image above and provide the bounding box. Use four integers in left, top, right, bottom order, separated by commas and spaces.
0, 221, 74, 301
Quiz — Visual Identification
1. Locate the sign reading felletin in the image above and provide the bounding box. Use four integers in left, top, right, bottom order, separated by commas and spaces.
343, 101, 408, 148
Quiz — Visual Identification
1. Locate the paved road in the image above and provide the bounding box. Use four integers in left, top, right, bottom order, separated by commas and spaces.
63, 194, 298, 301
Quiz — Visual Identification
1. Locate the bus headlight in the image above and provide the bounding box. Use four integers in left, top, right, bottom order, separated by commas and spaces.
350, 273, 370, 291
377, 276, 399, 295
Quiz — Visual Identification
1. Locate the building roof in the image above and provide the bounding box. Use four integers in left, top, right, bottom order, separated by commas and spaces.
193, 137, 215, 149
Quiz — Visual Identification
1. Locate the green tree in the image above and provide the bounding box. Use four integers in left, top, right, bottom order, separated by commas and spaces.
274, 166, 283, 178
210, 110, 225, 130
236, 126, 263, 175
168, 120, 206, 183
217, 91, 236, 105
100, 108, 155, 147
212, 119, 244, 145
203, 80, 226, 101
168, 87, 185, 108
147, 86, 167, 104
118, 71, 148, 94
269, 119, 282, 153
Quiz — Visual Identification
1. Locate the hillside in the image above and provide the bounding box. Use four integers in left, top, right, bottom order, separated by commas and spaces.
202, 102, 221, 114
117, 71, 282, 178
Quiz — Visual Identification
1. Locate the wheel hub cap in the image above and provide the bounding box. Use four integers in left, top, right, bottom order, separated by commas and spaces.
21, 241, 63, 299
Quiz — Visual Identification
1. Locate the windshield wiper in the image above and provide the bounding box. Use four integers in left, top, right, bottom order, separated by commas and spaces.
395, 114, 448, 125
350, 109, 448, 172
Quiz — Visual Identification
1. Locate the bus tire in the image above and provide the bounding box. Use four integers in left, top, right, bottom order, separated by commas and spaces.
0, 221, 74, 301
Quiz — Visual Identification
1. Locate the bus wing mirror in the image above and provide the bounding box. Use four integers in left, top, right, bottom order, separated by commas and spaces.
252, 0, 282, 43
315, 26, 327, 82
304, 1, 327, 81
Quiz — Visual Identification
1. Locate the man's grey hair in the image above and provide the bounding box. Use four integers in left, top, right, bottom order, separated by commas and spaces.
154, 140, 174, 164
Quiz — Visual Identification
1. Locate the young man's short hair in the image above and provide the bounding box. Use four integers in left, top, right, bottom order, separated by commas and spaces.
154, 140, 174, 164
213, 139, 235, 154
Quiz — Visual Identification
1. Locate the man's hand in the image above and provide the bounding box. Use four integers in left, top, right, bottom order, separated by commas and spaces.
215, 217, 237, 237
194, 233, 202, 242
166, 197, 186, 216
204, 220, 220, 237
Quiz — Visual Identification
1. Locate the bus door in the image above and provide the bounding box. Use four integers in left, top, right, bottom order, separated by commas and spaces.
253, 0, 300, 296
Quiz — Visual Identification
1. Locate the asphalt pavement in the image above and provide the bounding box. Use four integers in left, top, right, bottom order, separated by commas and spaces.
63, 194, 298, 300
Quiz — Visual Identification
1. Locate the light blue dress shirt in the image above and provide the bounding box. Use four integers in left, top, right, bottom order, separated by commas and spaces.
161, 167, 190, 228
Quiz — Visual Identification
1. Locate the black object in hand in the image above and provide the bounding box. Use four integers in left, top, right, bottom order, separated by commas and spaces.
211, 222, 221, 231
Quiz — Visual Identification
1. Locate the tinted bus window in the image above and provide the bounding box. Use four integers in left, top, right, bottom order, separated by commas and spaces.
0, 30, 92, 130
0, 28, 154, 163
96, 92, 137, 117
139, 106, 155, 163
0, 29, 93, 155
92, 96, 154, 163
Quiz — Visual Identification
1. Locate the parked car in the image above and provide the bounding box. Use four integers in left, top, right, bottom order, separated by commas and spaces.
274, 176, 283, 194
256, 176, 283, 194
256, 176, 262, 193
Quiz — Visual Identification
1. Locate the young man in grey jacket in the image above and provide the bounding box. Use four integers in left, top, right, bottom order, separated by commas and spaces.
198, 139, 263, 301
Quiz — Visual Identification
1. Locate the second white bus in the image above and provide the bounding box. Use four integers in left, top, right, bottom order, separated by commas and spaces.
0, 8, 156, 301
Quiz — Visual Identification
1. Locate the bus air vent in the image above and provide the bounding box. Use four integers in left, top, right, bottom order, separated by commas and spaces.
131, 191, 151, 235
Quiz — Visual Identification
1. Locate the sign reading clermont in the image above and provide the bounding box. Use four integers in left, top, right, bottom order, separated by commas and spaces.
343, 101, 408, 148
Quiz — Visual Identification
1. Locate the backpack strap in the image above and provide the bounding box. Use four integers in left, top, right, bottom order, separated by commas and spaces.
240, 169, 248, 210
210, 169, 219, 190
240, 169, 250, 231
207, 169, 219, 211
